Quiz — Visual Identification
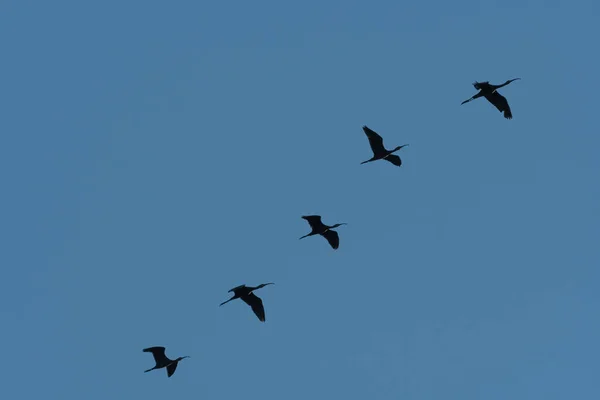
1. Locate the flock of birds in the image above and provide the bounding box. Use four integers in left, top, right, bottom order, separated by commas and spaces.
142, 77, 522, 377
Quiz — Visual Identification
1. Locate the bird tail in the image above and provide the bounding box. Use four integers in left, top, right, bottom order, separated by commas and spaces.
144, 368, 154, 373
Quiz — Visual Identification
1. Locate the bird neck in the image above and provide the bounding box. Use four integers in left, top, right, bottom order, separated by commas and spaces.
256, 283, 272, 289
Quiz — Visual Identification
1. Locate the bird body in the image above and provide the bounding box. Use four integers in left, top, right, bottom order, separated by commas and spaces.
143, 346, 189, 377
461, 78, 521, 119
300, 215, 347, 249
220, 283, 274, 322
361, 126, 409, 166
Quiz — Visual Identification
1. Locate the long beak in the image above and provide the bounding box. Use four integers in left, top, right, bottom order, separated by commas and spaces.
360, 159, 373, 164
299, 234, 310, 240
461, 98, 472, 105
258, 282, 275, 289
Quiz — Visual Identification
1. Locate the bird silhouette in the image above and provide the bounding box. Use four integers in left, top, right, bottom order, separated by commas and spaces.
300, 215, 347, 250
143, 346, 189, 377
220, 283, 274, 322
461, 78, 521, 119
360, 125, 409, 166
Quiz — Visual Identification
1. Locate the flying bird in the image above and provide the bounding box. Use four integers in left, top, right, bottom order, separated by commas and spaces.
461, 78, 521, 119
220, 283, 274, 322
143, 346, 189, 377
361, 126, 409, 166
300, 215, 347, 250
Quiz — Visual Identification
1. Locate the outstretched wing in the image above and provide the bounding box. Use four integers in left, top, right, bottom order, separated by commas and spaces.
473, 81, 491, 90
302, 215, 324, 230
143, 347, 168, 364
485, 91, 512, 119
321, 229, 340, 250
362, 126, 386, 155
384, 154, 402, 167
241, 292, 266, 322
166, 362, 178, 377
229, 284, 247, 294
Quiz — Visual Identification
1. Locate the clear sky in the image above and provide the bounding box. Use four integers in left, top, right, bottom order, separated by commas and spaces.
1, 1, 599, 399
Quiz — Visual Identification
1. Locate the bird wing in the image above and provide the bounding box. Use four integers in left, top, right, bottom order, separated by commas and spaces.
484, 91, 512, 119
143, 347, 169, 364
362, 125, 386, 155
473, 81, 491, 90
241, 292, 266, 322
383, 154, 402, 166
166, 361, 178, 377
228, 284, 247, 294
302, 215, 324, 230
321, 229, 340, 250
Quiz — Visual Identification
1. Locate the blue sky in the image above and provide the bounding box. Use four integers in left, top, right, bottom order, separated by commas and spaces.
1, 1, 599, 399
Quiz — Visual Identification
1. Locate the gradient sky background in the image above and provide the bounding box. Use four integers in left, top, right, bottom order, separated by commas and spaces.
2, 1, 599, 399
